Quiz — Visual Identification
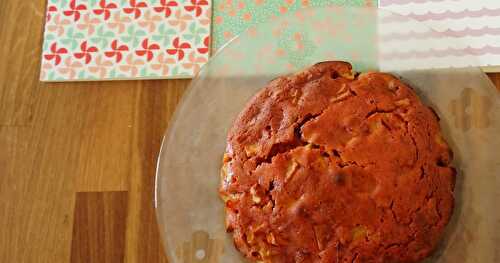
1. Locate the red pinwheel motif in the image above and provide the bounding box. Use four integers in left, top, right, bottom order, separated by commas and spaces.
166, 37, 191, 60
74, 41, 99, 64
105, 40, 129, 63
63, 0, 87, 21
44, 43, 68, 65
184, 0, 208, 17
46, 5, 58, 22
123, 0, 148, 19
197, 36, 210, 54
153, 0, 178, 17
93, 0, 118, 20
135, 38, 160, 62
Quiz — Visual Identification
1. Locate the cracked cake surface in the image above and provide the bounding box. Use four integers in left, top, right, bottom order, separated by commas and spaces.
219, 61, 456, 263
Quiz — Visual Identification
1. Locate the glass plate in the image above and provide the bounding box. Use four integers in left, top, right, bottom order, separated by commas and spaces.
155, 6, 500, 263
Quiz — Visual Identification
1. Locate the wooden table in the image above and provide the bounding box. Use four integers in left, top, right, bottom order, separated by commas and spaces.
0, 1, 499, 262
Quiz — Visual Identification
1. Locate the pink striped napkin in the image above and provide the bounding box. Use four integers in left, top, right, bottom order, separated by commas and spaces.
379, 0, 500, 71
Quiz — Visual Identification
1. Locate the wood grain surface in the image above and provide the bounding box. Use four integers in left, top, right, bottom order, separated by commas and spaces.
0, 1, 499, 263
71, 191, 128, 263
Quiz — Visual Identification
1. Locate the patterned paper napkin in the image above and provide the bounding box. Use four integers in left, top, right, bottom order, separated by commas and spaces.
379, 0, 500, 71
211, 0, 377, 53
41, 0, 211, 81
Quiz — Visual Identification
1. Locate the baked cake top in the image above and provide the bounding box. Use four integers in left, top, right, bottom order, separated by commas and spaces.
219, 61, 456, 263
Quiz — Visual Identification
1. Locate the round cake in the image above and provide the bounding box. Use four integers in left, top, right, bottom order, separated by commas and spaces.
219, 61, 456, 263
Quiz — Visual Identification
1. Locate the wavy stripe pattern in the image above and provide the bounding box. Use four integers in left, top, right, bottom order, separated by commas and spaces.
381, 8, 500, 23
381, 45, 500, 60
380, 0, 459, 7
380, 27, 500, 41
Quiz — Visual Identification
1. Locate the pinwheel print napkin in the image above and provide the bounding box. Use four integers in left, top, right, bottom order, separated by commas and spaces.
41, 0, 211, 81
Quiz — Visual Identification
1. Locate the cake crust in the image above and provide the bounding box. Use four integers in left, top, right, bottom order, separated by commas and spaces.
219, 61, 456, 263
